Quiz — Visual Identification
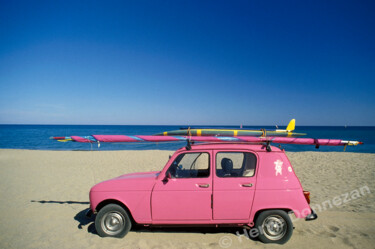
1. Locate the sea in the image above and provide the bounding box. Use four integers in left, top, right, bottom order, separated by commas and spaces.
0, 125, 374, 153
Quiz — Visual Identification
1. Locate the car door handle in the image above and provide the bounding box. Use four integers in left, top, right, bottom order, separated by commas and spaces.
198, 184, 210, 188
241, 183, 253, 187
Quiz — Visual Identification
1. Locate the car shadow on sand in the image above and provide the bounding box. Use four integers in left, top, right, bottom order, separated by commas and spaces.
74, 208, 97, 235
30, 200, 97, 235
31, 200, 90, 205
74, 207, 257, 241
30, 201, 258, 240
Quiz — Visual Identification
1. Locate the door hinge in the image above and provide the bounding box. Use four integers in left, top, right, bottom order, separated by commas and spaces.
211, 194, 213, 209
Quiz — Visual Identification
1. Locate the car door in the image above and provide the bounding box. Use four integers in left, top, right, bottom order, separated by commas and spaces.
151, 151, 212, 222
213, 150, 257, 220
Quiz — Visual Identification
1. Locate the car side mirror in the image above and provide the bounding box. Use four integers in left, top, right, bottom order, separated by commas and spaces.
163, 171, 171, 183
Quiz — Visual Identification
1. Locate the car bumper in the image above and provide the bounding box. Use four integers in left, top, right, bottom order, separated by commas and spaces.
305, 209, 318, 221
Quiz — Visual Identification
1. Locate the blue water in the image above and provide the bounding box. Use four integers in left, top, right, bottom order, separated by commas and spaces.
0, 125, 374, 153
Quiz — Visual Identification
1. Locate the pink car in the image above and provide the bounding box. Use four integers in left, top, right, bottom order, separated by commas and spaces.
86, 143, 317, 244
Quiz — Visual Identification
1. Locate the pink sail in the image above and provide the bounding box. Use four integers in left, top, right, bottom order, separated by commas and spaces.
53, 135, 362, 147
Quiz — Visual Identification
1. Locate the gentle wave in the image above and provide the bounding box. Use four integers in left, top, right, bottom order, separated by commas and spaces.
0, 125, 374, 153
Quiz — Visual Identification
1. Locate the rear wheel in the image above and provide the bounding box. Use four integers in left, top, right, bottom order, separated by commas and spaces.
95, 204, 131, 238
255, 210, 293, 244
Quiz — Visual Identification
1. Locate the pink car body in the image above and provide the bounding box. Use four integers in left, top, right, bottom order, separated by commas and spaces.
88, 143, 317, 243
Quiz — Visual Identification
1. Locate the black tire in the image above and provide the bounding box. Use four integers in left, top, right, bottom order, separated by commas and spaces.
95, 204, 132, 238
255, 210, 293, 244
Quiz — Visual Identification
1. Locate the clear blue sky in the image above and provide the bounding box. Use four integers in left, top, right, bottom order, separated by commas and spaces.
0, 0, 374, 126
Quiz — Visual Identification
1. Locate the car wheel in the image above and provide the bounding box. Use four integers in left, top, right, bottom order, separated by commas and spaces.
255, 210, 293, 244
95, 204, 131, 238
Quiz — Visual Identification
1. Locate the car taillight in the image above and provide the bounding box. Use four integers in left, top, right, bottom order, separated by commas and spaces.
303, 191, 310, 204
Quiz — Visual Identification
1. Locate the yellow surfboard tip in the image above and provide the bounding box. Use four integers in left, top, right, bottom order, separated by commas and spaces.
286, 119, 296, 132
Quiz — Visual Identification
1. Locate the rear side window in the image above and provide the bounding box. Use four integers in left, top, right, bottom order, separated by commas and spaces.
216, 152, 256, 177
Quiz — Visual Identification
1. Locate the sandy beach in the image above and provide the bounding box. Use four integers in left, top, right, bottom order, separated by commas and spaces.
0, 149, 374, 249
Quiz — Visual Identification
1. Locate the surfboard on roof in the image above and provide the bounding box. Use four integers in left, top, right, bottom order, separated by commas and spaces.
50, 118, 363, 150
155, 119, 306, 137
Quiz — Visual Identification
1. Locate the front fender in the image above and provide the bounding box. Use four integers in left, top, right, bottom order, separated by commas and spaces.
90, 191, 152, 223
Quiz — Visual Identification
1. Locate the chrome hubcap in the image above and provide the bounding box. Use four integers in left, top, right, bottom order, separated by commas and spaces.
262, 215, 287, 240
101, 212, 125, 235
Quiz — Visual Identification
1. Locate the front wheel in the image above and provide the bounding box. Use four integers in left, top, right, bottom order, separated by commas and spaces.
95, 204, 132, 238
255, 210, 293, 244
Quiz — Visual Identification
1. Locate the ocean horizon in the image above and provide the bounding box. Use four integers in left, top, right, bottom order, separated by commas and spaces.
0, 124, 374, 153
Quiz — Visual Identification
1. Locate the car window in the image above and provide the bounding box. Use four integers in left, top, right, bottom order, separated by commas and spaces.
167, 152, 210, 178
216, 152, 256, 177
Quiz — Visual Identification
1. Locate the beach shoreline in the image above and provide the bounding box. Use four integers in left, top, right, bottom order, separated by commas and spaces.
0, 149, 374, 248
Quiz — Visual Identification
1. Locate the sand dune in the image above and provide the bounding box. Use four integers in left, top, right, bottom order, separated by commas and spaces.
0, 149, 374, 249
